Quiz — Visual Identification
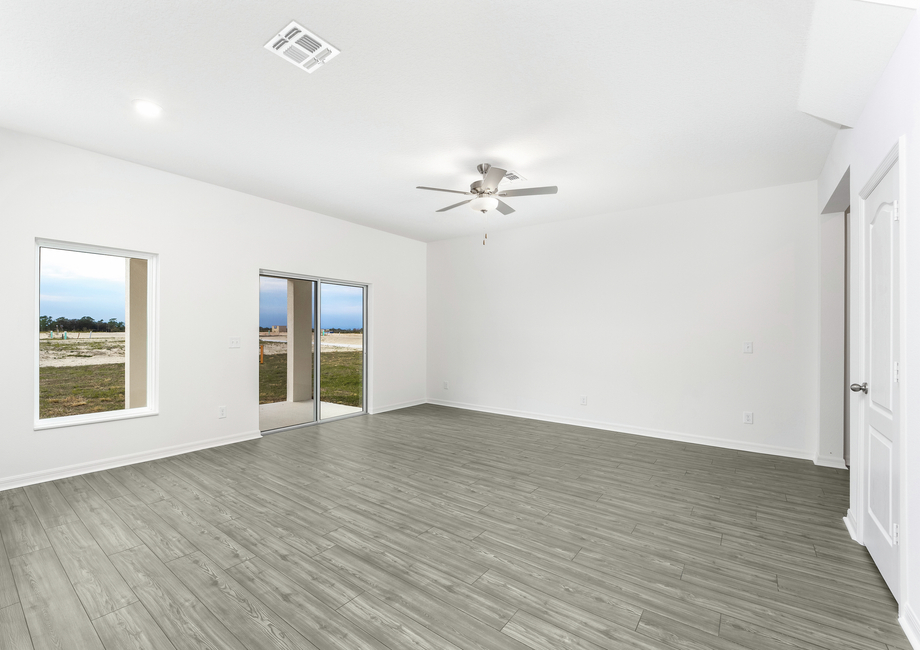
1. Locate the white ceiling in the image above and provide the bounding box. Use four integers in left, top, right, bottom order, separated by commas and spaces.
0, 1, 913, 241
799, 0, 917, 127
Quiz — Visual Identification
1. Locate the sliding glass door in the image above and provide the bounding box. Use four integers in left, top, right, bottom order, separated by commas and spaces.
319, 282, 365, 421
258, 272, 366, 432
258, 275, 317, 431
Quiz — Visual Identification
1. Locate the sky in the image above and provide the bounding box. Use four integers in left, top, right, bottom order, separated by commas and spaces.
39, 248, 126, 321
260, 276, 363, 329
39, 252, 364, 329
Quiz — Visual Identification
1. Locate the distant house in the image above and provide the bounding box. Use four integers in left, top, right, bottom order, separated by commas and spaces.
271, 325, 287, 334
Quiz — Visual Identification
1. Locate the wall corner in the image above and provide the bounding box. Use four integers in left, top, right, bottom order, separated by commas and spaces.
900, 603, 920, 650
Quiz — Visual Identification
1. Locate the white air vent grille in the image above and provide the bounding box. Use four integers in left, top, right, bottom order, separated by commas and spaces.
296, 34, 321, 53
283, 47, 308, 63
265, 21, 340, 74
501, 170, 527, 184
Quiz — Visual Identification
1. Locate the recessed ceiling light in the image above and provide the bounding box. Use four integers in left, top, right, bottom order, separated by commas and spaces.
132, 99, 162, 118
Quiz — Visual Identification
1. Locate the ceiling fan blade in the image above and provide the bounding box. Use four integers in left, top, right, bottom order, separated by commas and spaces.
497, 186, 558, 197
495, 199, 515, 215
417, 186, 470, 196
481, 166, 507, 193
498, 185, 559, 196
436, 199, 473, 212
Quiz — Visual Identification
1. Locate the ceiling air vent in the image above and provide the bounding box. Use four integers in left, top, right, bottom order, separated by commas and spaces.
501, 170, 527, 184
265, 21, 340, 73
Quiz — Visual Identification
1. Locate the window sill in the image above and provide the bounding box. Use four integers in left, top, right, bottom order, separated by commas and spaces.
34, 407, 158, 431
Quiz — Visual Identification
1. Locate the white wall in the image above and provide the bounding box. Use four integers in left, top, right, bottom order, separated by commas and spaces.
817, 12, 920, 647
0, 127, 427, 489
428, 181, 823, 459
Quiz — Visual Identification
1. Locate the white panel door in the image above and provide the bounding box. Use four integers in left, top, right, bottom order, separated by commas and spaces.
859, 160, 900, 599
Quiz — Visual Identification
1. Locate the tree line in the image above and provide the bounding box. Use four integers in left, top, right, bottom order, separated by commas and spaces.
39, 316, 125, 332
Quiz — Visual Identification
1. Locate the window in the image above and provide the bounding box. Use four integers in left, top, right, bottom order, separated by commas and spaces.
35, 240, 157, 429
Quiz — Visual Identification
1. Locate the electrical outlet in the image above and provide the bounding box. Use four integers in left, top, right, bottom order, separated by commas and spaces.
218, 406, 227, 419
743, 411, 753, 424
580, 395, 587, 406
229, 337, 241, 348
742, 342, 753, 354
443, 381, 449, 390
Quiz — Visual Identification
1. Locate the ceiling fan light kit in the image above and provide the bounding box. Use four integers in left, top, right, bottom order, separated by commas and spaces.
416, 163, 558, 215
469, 196, 499, 213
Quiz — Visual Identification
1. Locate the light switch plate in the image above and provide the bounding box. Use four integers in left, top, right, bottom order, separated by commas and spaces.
743, 342, 753, 354
743, 411, 753, 424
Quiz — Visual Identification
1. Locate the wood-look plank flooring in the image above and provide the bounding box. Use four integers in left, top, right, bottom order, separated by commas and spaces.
0, 404, 908, 649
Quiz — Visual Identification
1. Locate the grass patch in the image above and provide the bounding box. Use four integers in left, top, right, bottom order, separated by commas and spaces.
259, 350, 362, 408
320, 350, 363, 408
259, 353, 291, 404
39, 363, 125, 419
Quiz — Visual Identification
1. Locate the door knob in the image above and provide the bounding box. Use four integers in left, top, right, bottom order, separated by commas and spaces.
850, 382, 868, 394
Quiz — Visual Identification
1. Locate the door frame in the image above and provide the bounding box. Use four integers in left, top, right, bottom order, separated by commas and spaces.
259, 269, 369, 431
845, 137, 907, 603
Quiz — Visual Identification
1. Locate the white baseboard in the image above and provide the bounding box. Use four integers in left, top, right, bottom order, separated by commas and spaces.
425, 399, 814, 460
814, 454, 848, 469
0, 430, 261, 491
901, 603, 920, 650
843, 509, 861, 543
370, 399, 427, 415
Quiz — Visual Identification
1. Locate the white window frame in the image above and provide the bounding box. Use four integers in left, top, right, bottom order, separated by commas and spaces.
34, 238, 159, 430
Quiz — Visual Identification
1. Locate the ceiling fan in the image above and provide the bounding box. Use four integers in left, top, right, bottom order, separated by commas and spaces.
417, 163, 558, 214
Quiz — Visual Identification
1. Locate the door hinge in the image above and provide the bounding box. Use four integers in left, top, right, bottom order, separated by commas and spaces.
893, 200, 899, 221
894, 523, 900, 545
894, 361, 900, 383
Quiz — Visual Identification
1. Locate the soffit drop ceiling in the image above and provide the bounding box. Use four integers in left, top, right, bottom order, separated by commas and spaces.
0, 0, 912, 242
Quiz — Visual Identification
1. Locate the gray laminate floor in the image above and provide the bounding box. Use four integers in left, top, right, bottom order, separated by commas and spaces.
0, 404, 909, 649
